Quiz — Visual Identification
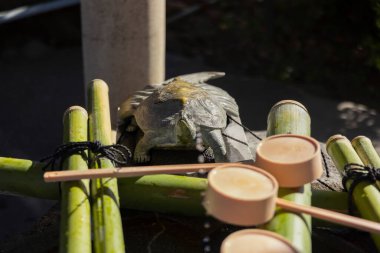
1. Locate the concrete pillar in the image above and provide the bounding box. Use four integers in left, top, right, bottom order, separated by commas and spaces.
81, 0, 165, 126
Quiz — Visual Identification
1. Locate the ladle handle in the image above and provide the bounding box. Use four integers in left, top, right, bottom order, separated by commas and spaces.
43, 162, 242, 182
276, 198, 380, 234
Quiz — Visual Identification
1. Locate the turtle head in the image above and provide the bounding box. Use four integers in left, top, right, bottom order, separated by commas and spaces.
175, 118, 197, 144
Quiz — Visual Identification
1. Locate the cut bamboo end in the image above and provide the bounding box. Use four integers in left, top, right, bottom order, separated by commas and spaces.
326, 134, 363, 173
89, 79, 109, 92
63, 106, 89, 148
326, 134, 347, 150
326, 133, 363, 172
267, 100, 311, 137
351, 135, 380, 168
87, 79, 113, 146
271, 100, 308, 112
63, 106, 88, 121
352, 135, 369, 144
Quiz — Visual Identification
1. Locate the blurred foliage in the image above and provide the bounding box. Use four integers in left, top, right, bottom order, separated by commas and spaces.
367, 0, 380, 69
0, 0, 50, 11
167, 0, 380, 108
1, 0, 380, 108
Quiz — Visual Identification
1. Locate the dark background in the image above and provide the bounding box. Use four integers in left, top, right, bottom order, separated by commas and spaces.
0, 0, 379, 252
1, 0, 379, 159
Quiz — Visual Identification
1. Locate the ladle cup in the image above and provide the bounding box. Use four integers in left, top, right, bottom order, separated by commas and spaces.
255, 134, 323, 187
220, 229, 299, 253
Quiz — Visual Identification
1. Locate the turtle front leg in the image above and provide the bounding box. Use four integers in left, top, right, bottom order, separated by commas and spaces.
134, 130, 170, 163
133, 131, 157, 163
200, 127, 227, 162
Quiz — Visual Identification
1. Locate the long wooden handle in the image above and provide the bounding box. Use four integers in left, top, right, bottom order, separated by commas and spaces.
44, 162, 243, 182
276, 198, 380, 234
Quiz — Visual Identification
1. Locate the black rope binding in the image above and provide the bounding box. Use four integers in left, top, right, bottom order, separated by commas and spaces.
316, 179, 337, 192
227, 115, 263, 141
222, 133, 250, 146
320, 150, 330, 178
41, 141, 132, 171
342, 163, 380, 215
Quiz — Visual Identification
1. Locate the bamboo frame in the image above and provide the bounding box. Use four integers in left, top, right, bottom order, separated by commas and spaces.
59, 106, 91, 253
0, 157, 350, 216
88, 80, 125, 253
327, 135, 380, 250
0, 156, 208, 216
48, 160, 377, 233
352, 135, 380, 168
263, 100, 312, 253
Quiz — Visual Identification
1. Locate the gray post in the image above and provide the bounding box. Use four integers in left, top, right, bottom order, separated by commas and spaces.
81, 0, 166, 126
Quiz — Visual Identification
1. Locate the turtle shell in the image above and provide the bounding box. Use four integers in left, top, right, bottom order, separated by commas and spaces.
118, 72, 239, 130
181, 95, 227, 129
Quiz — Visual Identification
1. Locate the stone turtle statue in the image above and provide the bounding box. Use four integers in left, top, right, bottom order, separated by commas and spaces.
118, 72, 243, 163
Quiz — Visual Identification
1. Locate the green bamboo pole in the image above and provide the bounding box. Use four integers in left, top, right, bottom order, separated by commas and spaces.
326, 135, 380, 250
0, 157, 207, 216
116, 174, 206, 215
312, 190, 348, 214
0, 158, 346, 215
266, 100, 311, 136
311, 190, 350, 228
60, 106, 91, 253
352, 136, 380, 168
351, 135, 380, 233
352, 135, 380, 194
263, 100, 312, 253
88, 79, 125, 253
0, 158, 56, 199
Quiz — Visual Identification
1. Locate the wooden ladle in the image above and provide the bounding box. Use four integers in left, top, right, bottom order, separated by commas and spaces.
45, 162, 380, 234
204, 164, 380, 235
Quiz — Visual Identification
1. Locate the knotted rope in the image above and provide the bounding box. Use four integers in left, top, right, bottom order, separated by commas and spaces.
41, 141, 132, 171
342, 163, 380, 214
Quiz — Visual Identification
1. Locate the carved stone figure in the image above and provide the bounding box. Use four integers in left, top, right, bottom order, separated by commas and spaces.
118, 72, 252, 163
